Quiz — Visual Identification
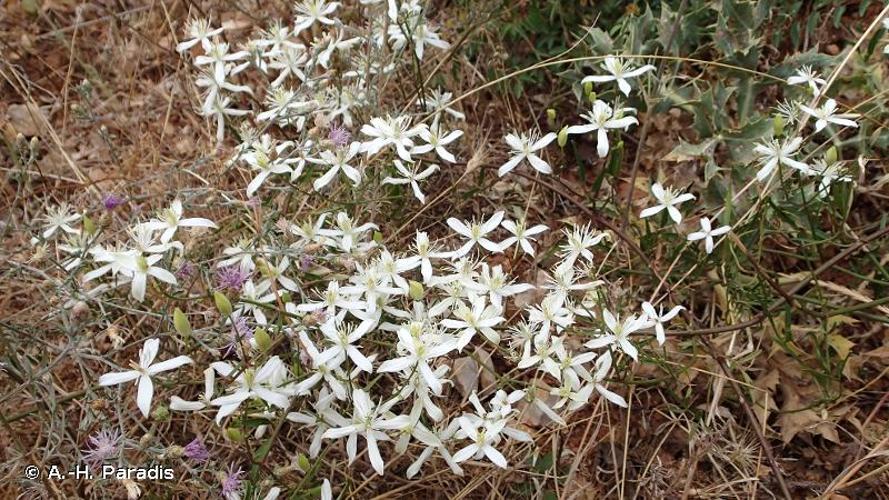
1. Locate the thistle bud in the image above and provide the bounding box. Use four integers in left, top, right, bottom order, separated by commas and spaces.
408, 280, 425, 300
173, 308, 192, 338
254, 328, 271, 352
772, 114, 785, 137
825, 146, 838, 164
214, 291, 232, 317
546, 108, 557, 129
557, 126, 569, 148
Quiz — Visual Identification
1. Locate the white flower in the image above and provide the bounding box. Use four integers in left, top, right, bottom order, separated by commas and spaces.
315, 312, 374, 373
584, 309, 646, 361
241, 136, 297, 197
293, 0, 340, 34
786, 65, 826, 95
378, 323, 457, 394
360, 115, 425, 161
452, 417, 508, 468
558, 224, 606, 266
211, 356, 292, 423
124, 254, 178, 302
590, 351, 627, 407
499, 218, 548, 256
170, 367, 215, 411
581, 56, 656, 96
799, 98, 859, 133
638, 183, 695, 224
202, 95, 249, 143
176, 18, 223, 53
498, 130, 557, 176
99, 338, 193, 417
268, 46, 309, 87
317, 212, 378, 254
310, 142, 362, 191
42, 203, 81, 239
411, 120, 462, 163
565, 100, 638, 157
640, 302, 683, 346
811, 159, 852, 197
382, 160, 439, 203
402, 231, 450, 283
321, 388, 410, 475
687, 217, 731, 254
753, 137, 810, 181
143, 199, 217, 243
466, 263, 534, 309
417, 88, 465, 120
440, 293, 504, 350
446, 211, 505, 257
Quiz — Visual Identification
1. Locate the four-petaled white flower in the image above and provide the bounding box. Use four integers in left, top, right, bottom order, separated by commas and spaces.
310, 142, 363, 191
412, 120, 462, 163
581, 56, 656, 96
786, 65, 826, 95
322, 389, 410, 475
799, 98, 859, 133
500, 218, 548, 256
584, 309, 645, 361
566, 100, 638, 157
99, 338, 193, 417
639, 183, 695, 224
446, 211, 505, 257
382, 160, 439, 204
452, 417, 508, 468
640, 302, 684, 346
42, 203, 81, 239
753, 137, 810, 181
498, 131, 557, 176
687, 217, 731, 254
143, 199, 217, 244
294, 0, 340, 34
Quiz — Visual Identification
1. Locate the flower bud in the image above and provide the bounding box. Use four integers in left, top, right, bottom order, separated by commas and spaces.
152, 405, 170, 421
226, 427, 244, 442
546, 108, 557, 129
772, 114, 785, 137
825, 146, 838, 164
408, 280, 425, 301
297, 453, 311, 473
82, 214, 96, 235
214, 291, 232, 317
173, 308, 192, 338
254, 328, 272, 352
373, 231, 384, 244
557, 126, 569, 148
583, 82, 595, 102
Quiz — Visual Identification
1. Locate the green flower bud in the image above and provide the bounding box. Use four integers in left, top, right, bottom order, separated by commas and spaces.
583, 82, 595, 102
557, 126, 569, 148
297, 453, 311, 472
214, 291, 232, 317
281, 291, 292, 303
152, 405, 170, 422
254, 328, 271, 352
546, 108, 557, 129
82, 214, 96, 235
173, 308, 192, 338
825, 146, 838, 164
773, 114, 785, 137
408, 280, 425, 301
226, 427, 244, 442
373, 231, 384, 244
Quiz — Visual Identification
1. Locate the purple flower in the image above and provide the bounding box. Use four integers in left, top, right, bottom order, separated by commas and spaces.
224, 315, 254, 358
102, 193, 127, 211
82, 428, 122, 465
329, 124, 351, 147
299, 254, 314, 272
184, 437, 209, 462
215, 265, 251, 292
176, 261, 197, 280
221, 463, 244, 498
